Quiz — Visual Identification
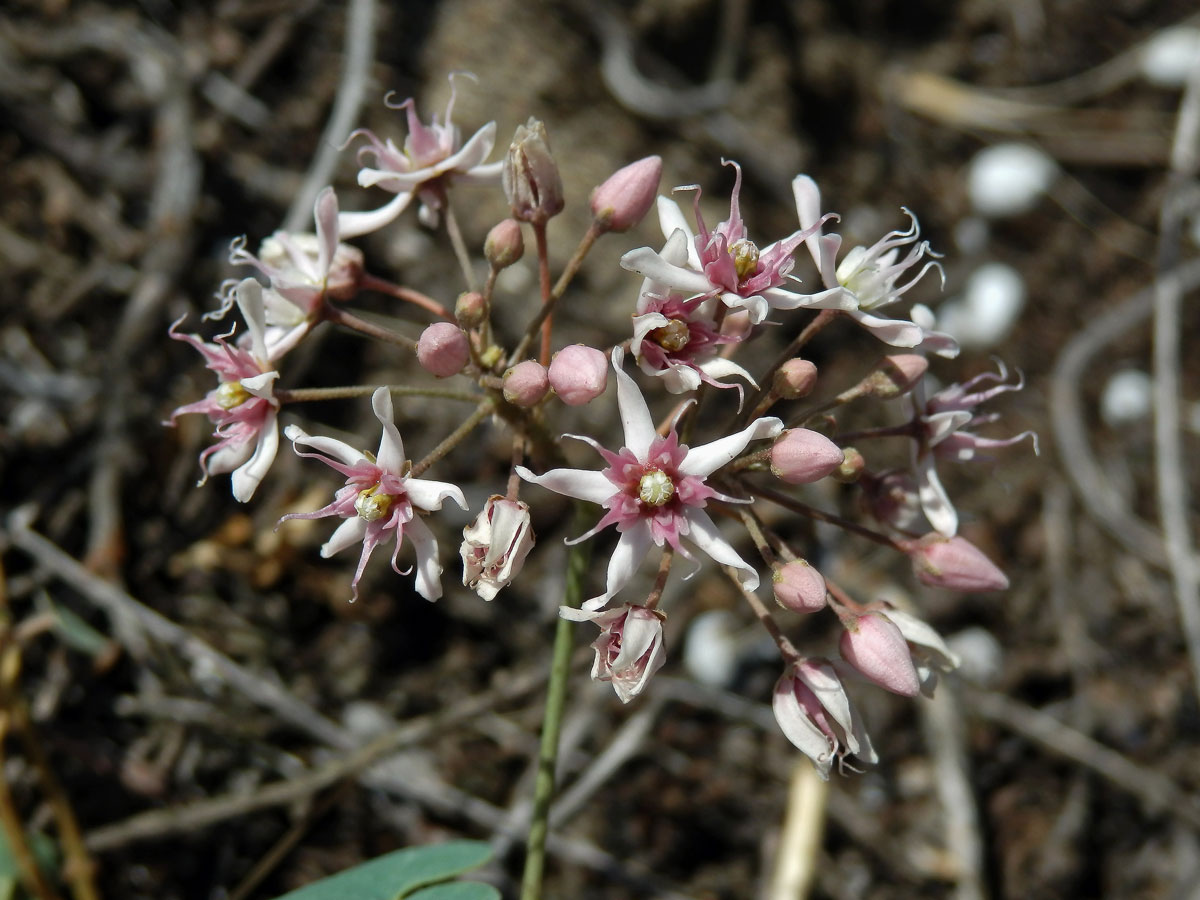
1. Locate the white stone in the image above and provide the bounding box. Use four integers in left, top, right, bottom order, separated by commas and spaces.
967, 143, 1057, 218
683, 610, 739, 688
1141, 27, 1200, 88
1100, 369, 1153, 426
936, 263, 1026, 349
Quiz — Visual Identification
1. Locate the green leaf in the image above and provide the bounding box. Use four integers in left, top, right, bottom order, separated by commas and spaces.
405, 882, 501, 900
271, 841, 493, 900
0, 829, 59, 900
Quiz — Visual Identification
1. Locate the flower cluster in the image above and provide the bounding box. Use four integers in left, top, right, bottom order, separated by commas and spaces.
167, 77, 1032, 781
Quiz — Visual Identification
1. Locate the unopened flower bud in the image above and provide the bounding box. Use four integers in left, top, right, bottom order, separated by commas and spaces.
904, 534, 1009, 592
839, 612, 921, 697
590, 155, 662, 232
503, 360, 549, 407
548, 344, 608, 406
502, 118, 564, 226
772, 560, 827, 613
770, 429, 844, 484
461, 496, 535, 601
865, 354, 928, 399
455, 291, 488, 329
832, 446, 865, 483
773, 359, 818, 400
484, 219, 524, 269
417, 322, 469, 378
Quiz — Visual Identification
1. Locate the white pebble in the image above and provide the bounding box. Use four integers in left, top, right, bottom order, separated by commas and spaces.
1141, 27, 1200, 88
945, 627, 1004, 687
1100, 369, 1153, 426
967, 143, 1058, 218
936, 263, 1026, 349
683, 610, 740, 689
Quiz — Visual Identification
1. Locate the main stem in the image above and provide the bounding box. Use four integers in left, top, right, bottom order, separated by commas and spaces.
519, 503, 592, 900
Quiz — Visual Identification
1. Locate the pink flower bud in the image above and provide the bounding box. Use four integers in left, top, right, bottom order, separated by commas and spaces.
590, 155, 662, 232
548, 344, 608, 406
904, 534, 1010, 592
416, 322, 469, 378
866, 354, 928, 398
839, 612, 921, 697
772, 560, 827, 613
502, 360, 549, 407
455, 291, 487, 329
769, 429, 844, 484
502, 118, 564, 225
773, 358, 818, 400
484, 219, 524, 269
460, 496, 535, 601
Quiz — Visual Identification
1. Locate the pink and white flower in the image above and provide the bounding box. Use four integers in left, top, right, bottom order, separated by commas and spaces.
560, 603, 667, 703
169, 278, 280, 503
621, 162, 853, 325
516, 348, 782, 610
906, 360, 1037, 536
281, 387, 467, 601
338, 76, 503, 237
793, 174, 957, 356
773, 658, 877, 780
223, 187, 362, 358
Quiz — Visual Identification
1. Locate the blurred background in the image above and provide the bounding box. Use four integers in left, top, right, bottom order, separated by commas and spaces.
2, 0, 1199, 898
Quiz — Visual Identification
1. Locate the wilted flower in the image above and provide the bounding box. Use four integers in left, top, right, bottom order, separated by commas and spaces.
793, 174, 957, 356
560, 604, 666, 702
169, 278, 280, 502
281, 387, 467, 601
622, 163, 853, 325
502, 118, 564, 225
517, 348, 781, 610
460, 496, 535, 600
773, 658, 877, 779
338, 75, 503, 236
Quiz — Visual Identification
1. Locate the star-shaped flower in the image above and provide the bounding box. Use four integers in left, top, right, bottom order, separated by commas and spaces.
282, 387, 467, 601
517, 348, 782, 610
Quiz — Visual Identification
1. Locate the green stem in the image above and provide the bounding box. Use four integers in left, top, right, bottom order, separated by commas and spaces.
520, 503, 593, 900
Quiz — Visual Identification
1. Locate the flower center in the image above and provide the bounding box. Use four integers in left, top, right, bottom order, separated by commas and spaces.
637, 469, 675, 507
354, 485, 394, 522
649, 319, 691, 352
215, 381, 251, 410
729, 238, 760, 282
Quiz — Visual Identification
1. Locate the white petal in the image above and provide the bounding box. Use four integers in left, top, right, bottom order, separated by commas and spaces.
371, 387, 406, 473
337, 192, 413, 239
848, 309, 926, 347
915, 453, 958, 537
772, 673, 834, 779
313, 186, 339, 278
231, 413, 279, 502
763, 285, 856, 312
583, 522, 653, 611
656, 196, 693, 250
791, 174, 824, 265
285, 424, 365, 467
405, 476, 467, 512
695, 357, 757, 389
205, 440, 254, 476
611, 347, 656, 459
679, 417, 782, 478
239, 370, 279, 400
321, 516, 367, 558
619, 247, 715, 296
659, 226, 691, 268
233, 277, 270, 362
406, 515, 443, 601
515, 466, 615, 504
683, 509, 759, 592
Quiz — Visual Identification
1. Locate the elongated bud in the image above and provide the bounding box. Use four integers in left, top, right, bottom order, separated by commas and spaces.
772, 560, 827, 613
865, 354, 928, 398
548, 344, 608, 405
417, 322, 469, 378
773, 359, 818, 400
590, 155, 662, 232
484, 219, 524, 269
904, 533, 1009, 592
839, 612, 921, 697
503, 359, 549, 407
502, 118, 564, 226
455, 291, 487, 329
770, 429, 844, 484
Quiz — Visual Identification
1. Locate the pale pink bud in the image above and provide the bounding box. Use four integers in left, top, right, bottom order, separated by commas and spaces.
484, 219, 524, 269
773, 359, 818, 400
839, 612, 921, 697
905, 534, 1010, 592
866, 354, 928, 398
720, 310, 754, 341
590, 155, 662, 232
832, 446, 865, 483
769, 429, 844, 484
455, 291, 487, 329
460, 496, 536, 601
560, 604, 666, 703
548, 344, 608, 405
773, 659, 877, 779
772, 560, 827, 613
502, 360, 549, 407
416, 322, 469, 378
502, 118, 564, 225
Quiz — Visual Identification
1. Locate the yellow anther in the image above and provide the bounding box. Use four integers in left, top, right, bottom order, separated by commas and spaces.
637, 469, 675, 507
729, 239, 760, 281
354, 486, 394, 522
215, 381, 251, 410
650, 319, 691, 353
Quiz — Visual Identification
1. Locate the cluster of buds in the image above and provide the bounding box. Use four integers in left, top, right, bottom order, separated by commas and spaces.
167, 76, 1032, 780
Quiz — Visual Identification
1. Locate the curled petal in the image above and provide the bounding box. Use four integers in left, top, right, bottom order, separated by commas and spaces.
371, 387, 406, 473
582, 521, 653, 611
679, 416, 782, 478
231, 411, 279, 502
683, 508, 759, 593
406, 515, 444, 601
515, 465, 616, 504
